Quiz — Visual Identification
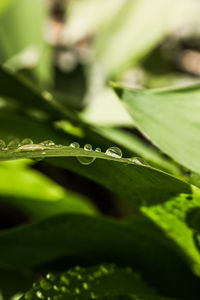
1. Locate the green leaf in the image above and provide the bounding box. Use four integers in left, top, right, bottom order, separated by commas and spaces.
0, 0, 51, 82
0, 214, 199, 299
0, 160, 97, 221
0, 0, 15, 15
95, 0, 181, 77
21, 264, 155, 300
113, 83, 200, 175
94, 126, 179, 175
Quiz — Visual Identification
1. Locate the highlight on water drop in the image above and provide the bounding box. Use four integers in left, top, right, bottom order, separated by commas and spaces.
0, 139, 6, 150
95, 147, 101, 153
128, 157, 149, 166
105, 146, 122, 159
40, 140, 55, 147
69, 142, 80, 149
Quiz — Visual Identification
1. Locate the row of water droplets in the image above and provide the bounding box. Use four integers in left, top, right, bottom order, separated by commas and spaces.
0, 138, 147, 166
69, 142, 123, 165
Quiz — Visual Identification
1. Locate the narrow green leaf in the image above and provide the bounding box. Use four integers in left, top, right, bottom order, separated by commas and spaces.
0, 140, 190, 206
96, 0, 181, 77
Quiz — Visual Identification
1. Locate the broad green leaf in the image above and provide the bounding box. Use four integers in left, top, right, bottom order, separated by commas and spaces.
113, 83, 200, 175
95, 0, 181, 77
0, 214, 199, 299
0, 160, 97, 221
21, 264, 155, 300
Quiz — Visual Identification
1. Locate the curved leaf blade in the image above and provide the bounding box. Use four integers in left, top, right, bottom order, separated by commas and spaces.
113, 84, 200, 175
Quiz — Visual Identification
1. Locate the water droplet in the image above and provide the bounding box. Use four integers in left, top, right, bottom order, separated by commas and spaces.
21, 138, 33, 146
0, 139, 6, 150
77, 143, 96, 165
60, 286, 69, 293
40, 140, 55, 147
60, 275, 70, 285
77, 156, 95, 166
83, 282, 89, 290
46, 273, 55, 281
105, 146, 122, 159
36, 291, 44, 299
95, 147, 101, 153
7, 139, 20, 150
40, 279, 51, 291
128, 157, 149, 166
75, 288, 80, 294
91, 292, 97, 299
69, 142, 80, 149
84, 144, 92, 151
42, 151, 46, 155
53, 285, 59, 291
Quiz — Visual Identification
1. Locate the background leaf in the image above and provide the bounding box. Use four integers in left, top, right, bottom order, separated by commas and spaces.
114, 84, 200, 175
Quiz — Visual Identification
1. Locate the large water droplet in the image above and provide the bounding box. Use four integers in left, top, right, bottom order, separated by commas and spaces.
105, 146, 122, 159
70, 142, 80, 149
7, 139, 20, 150
21, 138, 33, 146
40, 140, 55, 147
0, 139, 6, 150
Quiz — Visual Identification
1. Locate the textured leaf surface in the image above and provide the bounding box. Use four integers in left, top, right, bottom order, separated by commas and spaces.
0, 214, 199, 299
21, 264, 155, 300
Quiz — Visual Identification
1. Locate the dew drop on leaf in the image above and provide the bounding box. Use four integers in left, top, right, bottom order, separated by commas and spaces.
7, 139, 20, 150
77, 156, 96, 165
0, 139, 6, 150
36, 291, 44, 299
40, 140, 55, 146
95, 147, 101, 153
84, 144, 92, 151
77, 144, 96, 165
128, 157, 149, 166
105, 146, 122, 159
21, 138, 33, 146
83, 282, 89, 290
69, 142, 80, 149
